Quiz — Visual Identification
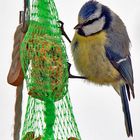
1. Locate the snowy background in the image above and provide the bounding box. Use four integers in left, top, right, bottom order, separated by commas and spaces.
0, 0, 140, 140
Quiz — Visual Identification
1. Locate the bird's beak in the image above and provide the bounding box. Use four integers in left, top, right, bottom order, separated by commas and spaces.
74, 23, 83, 30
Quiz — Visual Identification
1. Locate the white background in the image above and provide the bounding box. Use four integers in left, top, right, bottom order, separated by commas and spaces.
0, 0, 140, 140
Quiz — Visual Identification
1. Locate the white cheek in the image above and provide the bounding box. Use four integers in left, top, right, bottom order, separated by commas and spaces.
83, 16, 105, 36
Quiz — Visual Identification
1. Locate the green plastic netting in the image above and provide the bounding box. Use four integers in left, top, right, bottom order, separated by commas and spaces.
20, 0, 81, 139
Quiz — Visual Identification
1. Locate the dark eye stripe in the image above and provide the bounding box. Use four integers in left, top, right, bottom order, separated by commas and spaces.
82, 5, 112, 29
83, 15, 103, 26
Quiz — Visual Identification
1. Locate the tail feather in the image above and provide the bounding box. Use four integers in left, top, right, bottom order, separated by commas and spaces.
120, 85, 133, 137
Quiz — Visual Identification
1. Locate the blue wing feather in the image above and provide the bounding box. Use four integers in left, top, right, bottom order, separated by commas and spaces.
105, 47, 134, 99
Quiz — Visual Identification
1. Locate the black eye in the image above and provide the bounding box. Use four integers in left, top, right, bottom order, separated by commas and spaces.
78, 28, 85, 36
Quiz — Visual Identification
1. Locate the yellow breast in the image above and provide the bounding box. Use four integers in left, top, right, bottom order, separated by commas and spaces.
71, 31, 120, 85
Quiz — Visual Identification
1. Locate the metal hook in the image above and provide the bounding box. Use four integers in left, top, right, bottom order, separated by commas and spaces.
19, 0, 30, 32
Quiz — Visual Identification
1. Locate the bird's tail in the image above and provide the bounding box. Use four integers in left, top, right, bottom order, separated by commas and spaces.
120, 85, 133, 137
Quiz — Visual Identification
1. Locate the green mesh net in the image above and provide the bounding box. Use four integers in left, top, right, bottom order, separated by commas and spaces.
20, 0, 81, 139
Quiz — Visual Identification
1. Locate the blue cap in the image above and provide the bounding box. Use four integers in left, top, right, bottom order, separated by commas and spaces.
79, 1, 98, 19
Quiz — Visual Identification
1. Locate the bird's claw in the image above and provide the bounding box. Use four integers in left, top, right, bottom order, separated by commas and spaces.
58, 20, 65, 35
58, 20, 64, 26
57, 20, 71, 43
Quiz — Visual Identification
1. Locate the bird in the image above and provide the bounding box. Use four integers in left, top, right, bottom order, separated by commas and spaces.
70, 0, 135, 137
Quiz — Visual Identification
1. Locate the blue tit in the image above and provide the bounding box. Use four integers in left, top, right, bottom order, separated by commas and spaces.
71, 0, 134, 137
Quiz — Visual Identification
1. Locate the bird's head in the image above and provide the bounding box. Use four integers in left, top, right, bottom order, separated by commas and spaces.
74, 0, 112, 36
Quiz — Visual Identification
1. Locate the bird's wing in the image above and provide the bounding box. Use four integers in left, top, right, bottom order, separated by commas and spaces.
105, 17, 134, 99
105, 46, 134, 100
